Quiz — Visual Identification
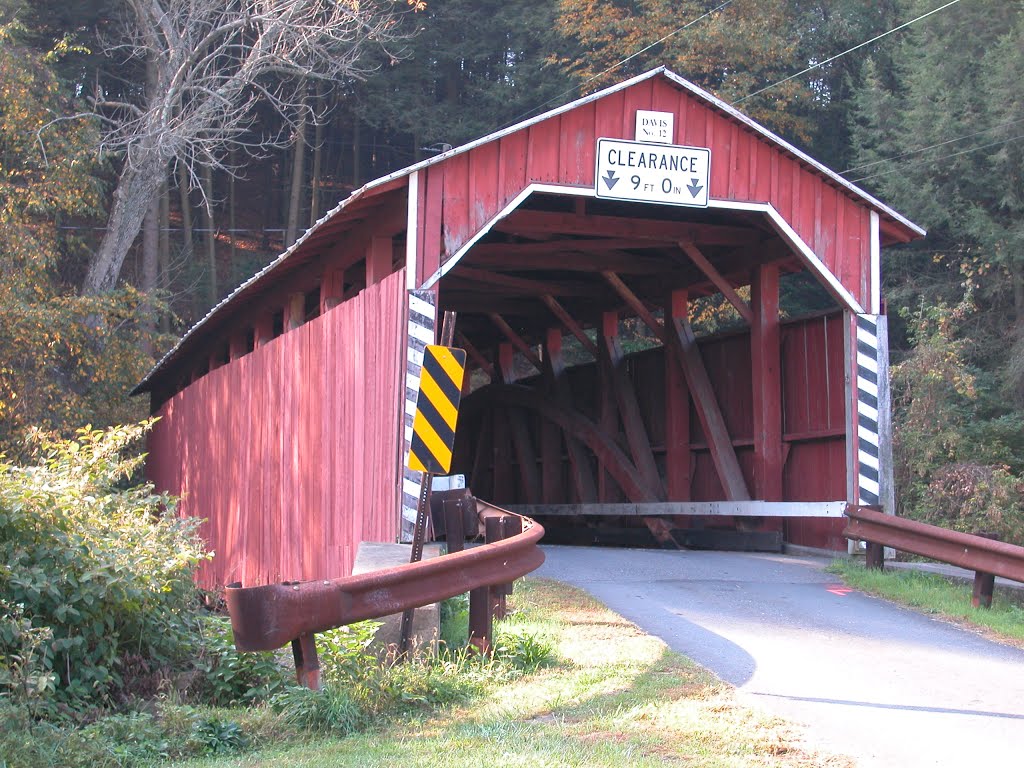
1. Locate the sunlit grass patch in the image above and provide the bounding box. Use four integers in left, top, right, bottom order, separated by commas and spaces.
828, 559, 1024, 644
172, 577, 847, 767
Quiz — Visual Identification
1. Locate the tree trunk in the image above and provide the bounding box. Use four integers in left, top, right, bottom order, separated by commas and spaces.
177, 163, 194, 262
229, 149, 237, 271
286, 107, 308, 247
310, 106, 324, 228
141, 188, 159, 351
158, 176, 170, 333
82, 153, 166, 295
201, 164, 217, 306
352, 116, 361, 187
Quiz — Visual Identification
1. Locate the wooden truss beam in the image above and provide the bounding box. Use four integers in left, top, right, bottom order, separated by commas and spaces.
467, 249, 669, 274
489, 313, 543, 372
602, 273, 750, 501
540, 295, 599, 357
456, 331, 495, 381
751, 264, 783, 500
671, 314, 752, 501
481, 384, 661, 503
471, 238, 673, 257
496, 210, 765, 246
452, 266, 605, 297
544, 329, 597, 503
677, 241, 753, 324
600, 312, 665, 501
497, 345, 541, 504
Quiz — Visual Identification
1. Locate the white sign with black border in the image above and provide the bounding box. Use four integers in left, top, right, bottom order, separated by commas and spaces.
595, 138, 710, 208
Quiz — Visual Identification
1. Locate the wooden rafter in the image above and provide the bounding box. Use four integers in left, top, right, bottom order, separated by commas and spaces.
540, 295, 598, 357
489, 313, 543, 371
677, 241, 754, 324
456, 331, 495, 381
471, 238, 672, 256
447, 267, 604, 297
601, 272, 666, 343
496, 210, 764, 246
467, 249, 669, 275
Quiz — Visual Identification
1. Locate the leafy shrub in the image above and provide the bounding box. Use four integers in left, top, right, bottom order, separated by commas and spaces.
493, 626, 555, 673
187, 714, 248, 754
0, 422, 209, 710
922, 463, 1024, 542
270, 684, 365, 735
193, 616, 288, 706
316, 621, 382, 684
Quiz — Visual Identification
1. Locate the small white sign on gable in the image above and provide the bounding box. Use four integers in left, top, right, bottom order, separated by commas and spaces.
635, 110, 674, 144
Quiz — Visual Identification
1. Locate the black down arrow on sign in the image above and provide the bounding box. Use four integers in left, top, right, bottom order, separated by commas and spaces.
686, 177, 704, 198
603, 170, 620, 190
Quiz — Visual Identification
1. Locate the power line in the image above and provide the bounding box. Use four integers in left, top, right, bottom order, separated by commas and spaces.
733, 0, 963, 105
841, 116, 1024, 175
501, 0, 735, 129
848, 132, 1024, 184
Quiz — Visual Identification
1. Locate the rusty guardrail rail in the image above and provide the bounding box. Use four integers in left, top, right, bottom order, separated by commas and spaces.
843, 504, 1024, 608
226, 498, 543, 687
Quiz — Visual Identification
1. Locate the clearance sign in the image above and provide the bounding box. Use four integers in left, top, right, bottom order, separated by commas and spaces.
595, 138, 710, 208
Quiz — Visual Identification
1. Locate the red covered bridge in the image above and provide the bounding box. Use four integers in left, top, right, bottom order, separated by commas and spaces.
136, 68, 924, 589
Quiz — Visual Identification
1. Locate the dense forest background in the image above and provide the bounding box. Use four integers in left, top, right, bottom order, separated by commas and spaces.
2, 0, 1022, 541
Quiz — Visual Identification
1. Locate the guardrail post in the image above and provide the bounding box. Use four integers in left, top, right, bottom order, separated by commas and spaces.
865, 541, 884, 570
291, 633, 321, 690
468, 584, 492, 654
972, 572, 995, 609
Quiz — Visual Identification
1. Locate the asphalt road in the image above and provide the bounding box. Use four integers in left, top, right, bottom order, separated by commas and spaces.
536, 545, 1024, 767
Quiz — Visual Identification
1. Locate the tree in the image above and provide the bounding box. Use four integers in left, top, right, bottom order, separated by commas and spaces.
0, 19, 154, 456
554, 0, 815, 139
81, 0, 420, 296
355, 0, 577, 154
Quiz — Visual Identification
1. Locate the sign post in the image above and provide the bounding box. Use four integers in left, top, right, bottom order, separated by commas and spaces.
595, 138, 710, 208
399, 330, 466, 656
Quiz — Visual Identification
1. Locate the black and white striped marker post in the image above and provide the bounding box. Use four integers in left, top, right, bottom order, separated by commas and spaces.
856, 314, 882, 507
401, 290, 437, 541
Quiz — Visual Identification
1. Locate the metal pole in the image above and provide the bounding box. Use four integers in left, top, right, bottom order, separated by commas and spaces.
398, 311, 457, 656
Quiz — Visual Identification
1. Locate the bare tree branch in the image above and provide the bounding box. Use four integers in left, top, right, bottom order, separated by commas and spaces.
83, 0, 415, 295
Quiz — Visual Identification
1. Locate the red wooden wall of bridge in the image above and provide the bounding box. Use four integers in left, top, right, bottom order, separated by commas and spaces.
147, 270, 407, 589
459, 312, 848, 550
415, 76, 873, 311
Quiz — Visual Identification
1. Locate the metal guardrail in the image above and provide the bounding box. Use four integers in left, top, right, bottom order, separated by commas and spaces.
843, 504, 1024, 609
226, 498, 543, 688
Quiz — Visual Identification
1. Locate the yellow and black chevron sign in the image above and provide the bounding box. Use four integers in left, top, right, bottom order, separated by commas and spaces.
407, 345, 467, 475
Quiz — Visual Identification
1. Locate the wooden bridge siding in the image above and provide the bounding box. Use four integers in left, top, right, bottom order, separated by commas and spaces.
459, 314, 846, 541
413, 78, 872, 309
148, 270, 407, 589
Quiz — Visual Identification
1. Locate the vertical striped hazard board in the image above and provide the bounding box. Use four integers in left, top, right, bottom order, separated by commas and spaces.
856, 314, 882, 506
406, 345, 467, 474
401, 291, 436, 538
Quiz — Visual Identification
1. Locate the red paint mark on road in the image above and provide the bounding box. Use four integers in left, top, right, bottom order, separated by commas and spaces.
826, 585, 854, 597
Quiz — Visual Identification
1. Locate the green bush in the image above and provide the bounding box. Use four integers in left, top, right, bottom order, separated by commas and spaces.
0, 422, 209, 710
192, 615, 288, 706
493, 625, 555, 673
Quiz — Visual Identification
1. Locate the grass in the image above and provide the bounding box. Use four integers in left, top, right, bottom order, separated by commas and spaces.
828, 559, 1024, 644
169, 579, 849, 768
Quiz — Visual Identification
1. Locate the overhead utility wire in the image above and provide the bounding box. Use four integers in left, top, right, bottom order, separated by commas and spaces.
841, 115, 1024, 175
501, 0, 735, 129
733, 0, 962, 105
848, 133, 1024, 184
